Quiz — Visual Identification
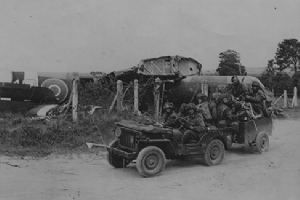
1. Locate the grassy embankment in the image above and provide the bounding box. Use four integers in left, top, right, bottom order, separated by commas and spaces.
0, 103, 136, 157
0, 96, 299, 157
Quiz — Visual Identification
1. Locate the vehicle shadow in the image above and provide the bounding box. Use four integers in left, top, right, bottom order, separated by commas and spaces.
108, 145, 259, 178
226, 145, 257, 155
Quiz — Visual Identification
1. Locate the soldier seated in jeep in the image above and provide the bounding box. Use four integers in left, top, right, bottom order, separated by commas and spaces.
162, 102, 179, 128
178, 103, 206, 144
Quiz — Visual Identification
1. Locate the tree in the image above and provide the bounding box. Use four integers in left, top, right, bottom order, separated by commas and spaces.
275, 39, 300, 73
216, 49, 247, 76
260, 59, 294, 96
260, 59, 276, 91
272, 72, 293, 96
266, 59, 276, 74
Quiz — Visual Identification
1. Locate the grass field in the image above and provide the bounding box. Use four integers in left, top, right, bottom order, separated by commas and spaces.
0, 100, 137, 156
0, 100, 299, 157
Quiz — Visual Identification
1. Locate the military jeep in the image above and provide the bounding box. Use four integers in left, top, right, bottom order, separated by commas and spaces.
107, 117, 272, 177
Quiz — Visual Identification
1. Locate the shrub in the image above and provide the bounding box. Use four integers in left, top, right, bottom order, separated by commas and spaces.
259, 72, 293, 96
0, 110, 139, 154
272, 72, 293, 96
78, 81, 116, 110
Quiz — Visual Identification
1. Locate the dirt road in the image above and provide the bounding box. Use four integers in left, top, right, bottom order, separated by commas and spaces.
1, 119, 300, 200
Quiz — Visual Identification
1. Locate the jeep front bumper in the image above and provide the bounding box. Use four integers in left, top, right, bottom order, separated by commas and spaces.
109, 147, 137, 159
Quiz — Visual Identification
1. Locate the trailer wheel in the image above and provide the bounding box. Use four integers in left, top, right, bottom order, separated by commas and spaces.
203, 139, 225, 166
253, 132, 269, 153
136, 146, 166, 177
106, 140, 130, 168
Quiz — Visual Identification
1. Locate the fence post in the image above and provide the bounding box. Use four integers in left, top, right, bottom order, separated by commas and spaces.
204, 81, 208, 96
72, 73, 79, 122
154, 78, 161, 122
283, 90, 288, 108
116, 80, 123, 112
295, 87, 298, 107
292, 87, 298, 107
133, 79, 139, 114
201, 81, 208, 96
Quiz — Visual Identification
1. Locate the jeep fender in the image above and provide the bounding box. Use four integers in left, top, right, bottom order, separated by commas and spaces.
138, 140, 176, 159
199, 131, 228, 150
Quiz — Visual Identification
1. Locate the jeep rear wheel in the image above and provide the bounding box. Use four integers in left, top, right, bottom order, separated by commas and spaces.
203, 139, 225, 166
252, 132, 269, 153
136, 146, 166, 177
107, 140, 130, 168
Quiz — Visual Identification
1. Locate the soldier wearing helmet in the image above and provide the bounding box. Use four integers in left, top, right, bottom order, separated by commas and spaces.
227, 75, 247, 100
195, 93, 213, 125
162, 102, 179, 128
180, 103, 206, 144
216, 94, 238, 127
245, 81, 267, 116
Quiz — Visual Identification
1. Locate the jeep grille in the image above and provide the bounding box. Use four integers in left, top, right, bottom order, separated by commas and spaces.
119, 128, 137, 149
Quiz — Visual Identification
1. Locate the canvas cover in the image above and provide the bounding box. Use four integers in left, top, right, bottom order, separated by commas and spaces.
116, 120, 172, 134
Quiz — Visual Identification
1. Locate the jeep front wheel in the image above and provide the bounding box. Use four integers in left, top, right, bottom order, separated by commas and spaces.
203, 139, 225, 166
136, 146, 166, 177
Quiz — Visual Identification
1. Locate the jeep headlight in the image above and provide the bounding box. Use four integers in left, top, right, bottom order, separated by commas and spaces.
115, 127, 122, 137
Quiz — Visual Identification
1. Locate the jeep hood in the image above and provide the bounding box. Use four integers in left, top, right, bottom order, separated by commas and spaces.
116, 120, 172, 134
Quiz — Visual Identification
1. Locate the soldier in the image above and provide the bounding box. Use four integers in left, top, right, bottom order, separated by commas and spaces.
162, 102, 179, 128
209, 91, 221, 123
181, 103, 206, 144
195, 93, 213, 125
245, 81, 268, 117
227, 75, 247, 100
216, 94, 238, 128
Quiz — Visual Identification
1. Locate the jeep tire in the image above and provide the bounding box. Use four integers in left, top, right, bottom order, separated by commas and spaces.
203, 139, 225, 166
136, 146, 166, 177
252, 132, 269, 153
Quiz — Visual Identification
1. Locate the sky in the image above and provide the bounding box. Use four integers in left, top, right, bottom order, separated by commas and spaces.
0, 0, 299, 73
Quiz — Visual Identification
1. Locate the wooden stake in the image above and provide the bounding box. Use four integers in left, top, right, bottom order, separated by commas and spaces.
273, 94, 283, 106
116, 80, 123, 112
159, 82, 165, 116
72, 73, 79, 122
134, 79, 139, 113
292, 87, 298, 107
204, 81, 208, 96
295, 87, 298, 107
154, 78, 161, 122
108, 93, 118, 113
283, 90, 288, 108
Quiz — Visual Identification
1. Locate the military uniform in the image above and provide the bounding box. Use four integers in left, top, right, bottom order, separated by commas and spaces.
216, 95, 239, 128
209, 101, 218, 120
184, 112, 205, 129
196, 101, 212, 121
245, 82, 268, 116
162, 102, 180, 128
181, 103, 206, 144
163, 111, 179, 128
195, 94, 213, 124
227, 76, 247, 100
